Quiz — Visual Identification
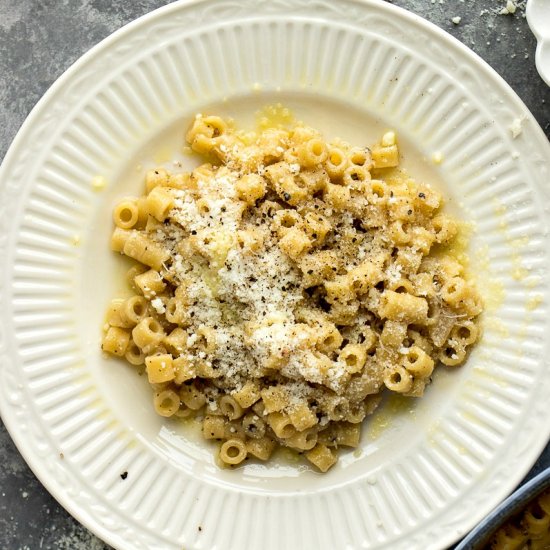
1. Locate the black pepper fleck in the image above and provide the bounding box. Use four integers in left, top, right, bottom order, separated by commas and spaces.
120, 471, 128, 480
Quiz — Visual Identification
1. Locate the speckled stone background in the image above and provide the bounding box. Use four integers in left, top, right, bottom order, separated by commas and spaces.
0, 1, 549, 549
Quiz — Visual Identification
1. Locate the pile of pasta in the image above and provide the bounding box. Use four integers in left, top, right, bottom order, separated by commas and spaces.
102, 113, 482, 471
488, 487, 550, 549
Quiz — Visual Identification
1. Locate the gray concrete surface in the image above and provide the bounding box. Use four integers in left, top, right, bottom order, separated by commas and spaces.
0, 1, 549, 549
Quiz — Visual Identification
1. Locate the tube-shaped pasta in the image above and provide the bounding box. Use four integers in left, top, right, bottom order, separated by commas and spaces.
333, 422, 361, 447
323, 182, 351, 209
219, 439, 247, 466
219, 395, 244, 420
242, 412, 266, 439
342, 165, 371, 187
431, 214, 457, 244
315, 322, 343, 354
296, 138, 328, 168
451, 320, 479, 346
348, 261, 383, 295
165, 297, 187, 325
490, 523, 528, 550
132, 317, 165, 351
145, 354, 174, 384
163, 328, 188, 356
203, 415, 225, 439
224, 420, 246, 441
523, 502, 550, 537
102, 326, 130, 356
324, 146, 348, 180
273, 209, 304, 236
389, 219, 411, 245
319, 422, 362, 447
379, 290, 428, 324
146, 186, 174, 222
380, 320, 407, 348
105, 298, 132, 328
120, 295, 148, 326
187, 115, 227, 142
383, 366, 413, 393
324, 276, 355, 305
246, 437, 276, 461
235, 174, 267, 204
113, 199, 139, 229
179, 383, 206, 410
124, 340, 145, 366
195, 326, 217, 354
348, 146, 373, 169
339, 344, 367, 374
288, 402, 317, 431
267, 412, 297, 439
402, 346, 435, 378
145, 167, 169, 193
123, 232, 169, 271
441, 277, 470, 306
153, 389, 180, 417
439, 340, 467, 367
367, 179, 390, 204
232, 381, 261, 409
134, 269, 166, 299
305, 444, 337, 472
135, 196, 149, 228
111, 227, 131, 252
303, 211, 331, 245
324, 396, 349, 422
145, 215, 163, 233
172, 356, 196, 385
371, 143, 399, 168
260, 386, 288, 413
126, 263, 148, 291
278, 227, 312, 260
286, 428, 318, 451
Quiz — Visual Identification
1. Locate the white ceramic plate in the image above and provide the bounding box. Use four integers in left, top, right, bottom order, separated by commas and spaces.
1, 1, 550, 549
527, 0, 550, 86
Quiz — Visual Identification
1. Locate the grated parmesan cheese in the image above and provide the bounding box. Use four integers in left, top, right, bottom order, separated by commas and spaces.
151, 298, 166, 314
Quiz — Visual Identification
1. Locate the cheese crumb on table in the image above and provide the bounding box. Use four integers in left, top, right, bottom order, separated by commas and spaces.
499, 0, 517, 15
509, 117, 524, 139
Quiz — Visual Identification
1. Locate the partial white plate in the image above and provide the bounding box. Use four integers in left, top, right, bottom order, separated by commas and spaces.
527, 0, 550, 86
1, 1, 550, 549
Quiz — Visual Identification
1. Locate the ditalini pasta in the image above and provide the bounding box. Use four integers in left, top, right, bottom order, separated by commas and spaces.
489, 487, 550, 550
102, 113, 482, 471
